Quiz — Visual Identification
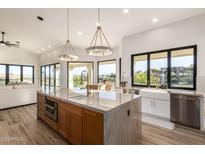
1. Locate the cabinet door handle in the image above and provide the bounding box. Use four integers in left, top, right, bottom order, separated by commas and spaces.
84, 111, 97, 116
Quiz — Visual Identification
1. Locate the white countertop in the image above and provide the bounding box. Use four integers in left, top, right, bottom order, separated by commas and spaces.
38, 88, 140, 113
118, 86, 205, 97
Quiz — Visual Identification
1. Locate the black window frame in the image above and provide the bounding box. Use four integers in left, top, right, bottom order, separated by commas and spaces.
0, 64, 7, 86
40, 63, 60, 88
131, 45, 197, 90
97, 59, 117, 84
0, 63, 34, 85
67, 61, 94, 88
119, 58, 121, 85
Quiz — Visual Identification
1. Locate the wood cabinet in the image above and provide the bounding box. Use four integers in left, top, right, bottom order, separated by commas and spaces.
37, 93, 46, 120
37, 94, 58, 131
58, 107, 67, 138
38, 93, 104, 145
58, 102, 83, 144
83, 109, 103, 145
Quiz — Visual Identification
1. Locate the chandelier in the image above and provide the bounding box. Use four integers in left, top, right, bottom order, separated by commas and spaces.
58, 8, 79, 61
86, 8, 113, 56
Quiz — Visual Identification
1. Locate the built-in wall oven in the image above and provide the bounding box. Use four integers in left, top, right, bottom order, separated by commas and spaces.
44, 97, 58, 121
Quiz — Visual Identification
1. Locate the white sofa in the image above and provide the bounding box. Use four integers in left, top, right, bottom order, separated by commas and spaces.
0, 84, 40, 109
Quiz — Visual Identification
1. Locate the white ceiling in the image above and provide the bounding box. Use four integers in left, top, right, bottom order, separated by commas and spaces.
0, 8, 205, 54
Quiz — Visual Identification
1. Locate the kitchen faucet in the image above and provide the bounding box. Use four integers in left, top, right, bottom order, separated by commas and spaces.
80, 70, 89, 96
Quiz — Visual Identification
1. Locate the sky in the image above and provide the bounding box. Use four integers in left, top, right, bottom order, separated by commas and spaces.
0, 65, 33, 77
99, 63, 116, 75
134, 55, 193, 72
69, 63, 116, 76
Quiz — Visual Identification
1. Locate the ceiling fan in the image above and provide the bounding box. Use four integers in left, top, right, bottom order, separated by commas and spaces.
0, 32, 20, 48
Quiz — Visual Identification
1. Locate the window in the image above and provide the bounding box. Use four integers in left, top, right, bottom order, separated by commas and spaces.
68, 62, 94, 90
23, 66, 33, 83
9, 65, 21, 83
41, 63, 60, 88
0, 64, 34, 86
170, 48, 194, 88
56, 64, 60, 87
0, 65, 6, 86
150, 52, 167, 86
98, 60, 116, 90
50, 65, 55, 87
131, 45, 196, 90
41, 66, 45, 86
133, 55, 148, 86
45, 66, 50, 87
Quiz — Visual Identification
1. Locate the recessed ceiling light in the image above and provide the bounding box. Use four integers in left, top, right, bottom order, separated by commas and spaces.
152, 18, 159, 23
36, 50, 40, 54
48, 45, 52, 48
77, 31, 83, 36
41, 48, 45, 51
123, 9, 129, 14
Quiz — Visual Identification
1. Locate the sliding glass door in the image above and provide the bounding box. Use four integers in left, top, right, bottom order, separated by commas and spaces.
55, 64, 60, 87
41, 63, 60, 88
68, 62, 94, 90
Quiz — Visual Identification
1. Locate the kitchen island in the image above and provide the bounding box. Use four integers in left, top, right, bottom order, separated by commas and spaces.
37, 88, 141, 145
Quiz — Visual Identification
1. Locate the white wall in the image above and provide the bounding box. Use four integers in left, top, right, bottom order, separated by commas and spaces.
121, 13, 205, 92
0, 46, 40, 85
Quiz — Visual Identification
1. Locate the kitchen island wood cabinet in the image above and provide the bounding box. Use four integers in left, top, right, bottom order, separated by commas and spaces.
37, 94, 58, 131
58, 101, 83, 144
83, 108, 103, 144
37, 88, 141, 145
37, 92, 46, 120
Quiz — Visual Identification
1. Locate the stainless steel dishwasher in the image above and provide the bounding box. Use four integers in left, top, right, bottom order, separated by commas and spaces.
170, 93, 201, 129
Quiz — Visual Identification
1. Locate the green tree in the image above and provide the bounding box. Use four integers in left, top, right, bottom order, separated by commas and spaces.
134, 71, 147, 84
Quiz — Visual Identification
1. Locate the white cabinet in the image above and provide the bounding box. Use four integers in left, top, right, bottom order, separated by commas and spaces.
152, 99, 170, 119
141, 98, 153, 114
140, 89, 170, 119
141, 98, 170, 119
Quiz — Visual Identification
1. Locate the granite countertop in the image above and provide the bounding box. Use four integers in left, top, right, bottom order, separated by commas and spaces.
38, 88, 140, 113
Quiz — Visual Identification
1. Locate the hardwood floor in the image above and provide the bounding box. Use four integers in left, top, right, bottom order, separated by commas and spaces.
0, 104, 205, 145
0, 104, 67, 145
138, 122, 205, 145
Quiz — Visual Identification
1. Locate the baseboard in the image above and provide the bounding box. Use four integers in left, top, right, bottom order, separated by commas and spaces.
0, 103, 37, 111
